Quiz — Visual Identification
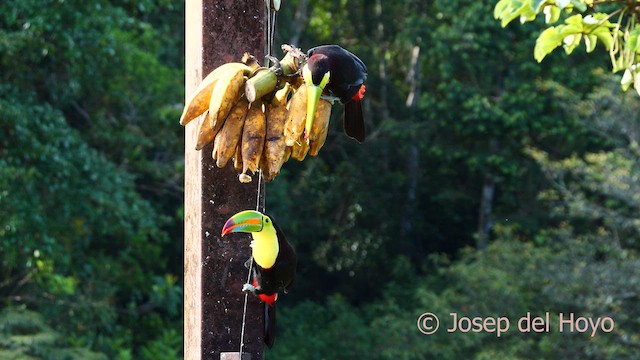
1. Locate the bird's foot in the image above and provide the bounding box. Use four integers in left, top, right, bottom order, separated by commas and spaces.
242, 283, 256, 293
320, 94, 339, 104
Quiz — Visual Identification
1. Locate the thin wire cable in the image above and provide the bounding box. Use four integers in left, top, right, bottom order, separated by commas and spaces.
239, 256, 253, 355
239, 172, 265, 355
240, 1, 275, 354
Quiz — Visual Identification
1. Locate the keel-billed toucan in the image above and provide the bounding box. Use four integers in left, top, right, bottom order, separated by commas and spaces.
221, 210, 297, 348
303, 44, 368, 142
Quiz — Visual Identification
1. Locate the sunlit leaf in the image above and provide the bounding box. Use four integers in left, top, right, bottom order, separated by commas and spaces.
564, 14, 583, 26
563, 33, 582, 55
535, 27, 563, 62
532, 0, 547, 13
520, 6, 538, 23
544, 5, 561, 23
584, 34, 597, 52
570, 0, 588, 12
593, 30, 614, 50
493, 0, 511, 19
627, 27, 640, 54
621, 69, 633, 91
498, 2, 531, 27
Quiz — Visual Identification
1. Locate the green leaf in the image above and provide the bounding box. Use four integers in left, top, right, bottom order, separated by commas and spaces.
584, 34, 597, 52
544, 5, 561, 23
557, 0, 570, 10
532, 0, 547, 13
594, 30, 614, 50
519, 6, 538, 23
627, 27, 640, 54
570, 0, 588, 12
563, 33, 582, 55
500, 3, 530, 27
621, 69, 633, 91
493, 0, 511, 19
564, 14, 583, 26
634, 71, 640, 96
613, 55, 625, 73
535, 27, 563, 62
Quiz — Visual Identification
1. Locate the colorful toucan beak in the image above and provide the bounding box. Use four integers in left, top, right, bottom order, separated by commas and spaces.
302, 64, 330, 141
221, 210, 264, 236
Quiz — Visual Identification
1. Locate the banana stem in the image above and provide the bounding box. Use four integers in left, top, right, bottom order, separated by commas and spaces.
245, 68, 278, 103
279, 52, 300, 76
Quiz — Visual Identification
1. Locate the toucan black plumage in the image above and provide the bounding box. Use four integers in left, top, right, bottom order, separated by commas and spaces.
221, 210, 297, 348
303, 44, 368, 142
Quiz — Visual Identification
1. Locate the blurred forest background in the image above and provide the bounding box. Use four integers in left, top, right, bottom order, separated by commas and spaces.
2, 0, 639, 359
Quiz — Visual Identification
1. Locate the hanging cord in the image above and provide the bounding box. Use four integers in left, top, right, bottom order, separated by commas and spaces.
239, 258, 253, 356
239, 1, 276, 354
264, 0, 277, 65
239, 170, 263, 356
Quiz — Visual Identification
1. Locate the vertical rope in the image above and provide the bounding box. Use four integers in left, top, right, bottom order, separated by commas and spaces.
240, 1, 276, 355
239, 171, 261, 356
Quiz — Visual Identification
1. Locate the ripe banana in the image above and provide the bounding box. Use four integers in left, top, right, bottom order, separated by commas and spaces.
262, 98, 289, 181
239, 103, 267, 183
233, 144, 243, 172
283, 146, 292, 163
260, 152, 274, 182
181, 54, 342, 182
275, 82, 292, 104
212, 98, 249, 168
308, 99, 332, 156
180, 80, 218, 127
196, 109, 229, 150
209, 63, 252, 130
180, 62, 249, 126
284, 85, 307, 146
290, 137, 310, 161
242, 53, 261, 72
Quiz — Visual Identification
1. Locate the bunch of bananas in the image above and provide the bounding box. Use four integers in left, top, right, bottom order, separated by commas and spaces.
180, 46, 333, 183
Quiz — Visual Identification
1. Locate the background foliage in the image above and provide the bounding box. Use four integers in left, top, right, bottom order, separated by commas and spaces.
1, 0, 639, 358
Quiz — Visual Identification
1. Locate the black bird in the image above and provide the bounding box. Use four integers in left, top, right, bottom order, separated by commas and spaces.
221, 210, 297, 348
303, 44, 367, 142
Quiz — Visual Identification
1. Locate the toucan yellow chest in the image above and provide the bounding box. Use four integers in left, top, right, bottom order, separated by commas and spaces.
250, 226, 279, 269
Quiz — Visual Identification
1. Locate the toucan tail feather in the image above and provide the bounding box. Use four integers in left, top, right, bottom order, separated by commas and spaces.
264, 302, 276, 348
343, 101, 365, 143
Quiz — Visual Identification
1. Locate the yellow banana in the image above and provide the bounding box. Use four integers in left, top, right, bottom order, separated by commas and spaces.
180, 83, 218, 127
233, 143, 243, 172
275, 82, 292, 104
209, 63, 251, 130
284, 85, 307, 146
308, 99, 332, 156
241, 53, 261, 72
239, 103, 267, 183
263, 100, 288, 181
260, 150, 274, 182
290, 137, 310, 161
283, 146, 292, 163
196, 109, 228, 150
212, 98, 249, 168
180, 62, 249, 126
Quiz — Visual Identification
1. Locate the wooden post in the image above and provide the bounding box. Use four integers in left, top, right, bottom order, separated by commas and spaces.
184, 1, 265, 359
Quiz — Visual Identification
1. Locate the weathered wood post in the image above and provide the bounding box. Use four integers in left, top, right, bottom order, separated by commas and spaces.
184, 1, 265, 359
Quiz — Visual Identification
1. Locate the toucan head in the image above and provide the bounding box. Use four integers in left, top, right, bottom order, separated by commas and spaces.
221, 210, 271, 236
302, 57, 331, 141
221, 210, 279, 268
